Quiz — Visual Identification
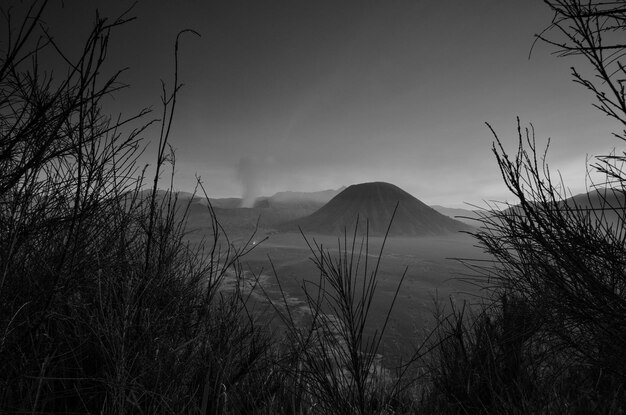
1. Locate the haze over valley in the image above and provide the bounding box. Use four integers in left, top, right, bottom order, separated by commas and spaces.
175, 180, 486, 358
4, 1, 625, 412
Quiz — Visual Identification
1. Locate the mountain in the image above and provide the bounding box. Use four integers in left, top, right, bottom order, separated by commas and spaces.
430, 205, 481, 225
494, 188, 626, 231
558, 188, 625, 227
566, 188, 624, 209
279, 182, 472, 236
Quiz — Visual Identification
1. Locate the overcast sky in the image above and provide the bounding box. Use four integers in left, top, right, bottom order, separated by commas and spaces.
31, 0, 622, 207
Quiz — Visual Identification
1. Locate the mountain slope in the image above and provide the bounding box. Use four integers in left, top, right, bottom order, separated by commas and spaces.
430, 205, 481, 225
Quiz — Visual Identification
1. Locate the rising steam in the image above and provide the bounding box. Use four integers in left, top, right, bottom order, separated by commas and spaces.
237, 157, 257, 208
238, 157, 274, 208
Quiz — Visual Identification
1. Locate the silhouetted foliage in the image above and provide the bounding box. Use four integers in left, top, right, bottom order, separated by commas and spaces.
423, 1, 626, 413
0, 2, 275, 413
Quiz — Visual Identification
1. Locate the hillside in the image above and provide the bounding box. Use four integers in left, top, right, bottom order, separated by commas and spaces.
430, 205, 481, 225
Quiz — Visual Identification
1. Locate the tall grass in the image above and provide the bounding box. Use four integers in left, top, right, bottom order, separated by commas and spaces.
420, 1, 626, 412
419, 123, 626, 413
0, 3, 277, 413
266, 214, 429, 415
7, 1, 626, 414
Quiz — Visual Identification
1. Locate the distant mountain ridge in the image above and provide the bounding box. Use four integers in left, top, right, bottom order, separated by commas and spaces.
279, 182, 471, 236
207, 187, 345, 210
502, 188, 626, 228
141, 186, 478, 237
430, 205, 481, 225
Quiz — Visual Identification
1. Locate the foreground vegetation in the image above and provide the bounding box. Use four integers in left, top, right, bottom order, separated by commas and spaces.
1, 0, 626, 413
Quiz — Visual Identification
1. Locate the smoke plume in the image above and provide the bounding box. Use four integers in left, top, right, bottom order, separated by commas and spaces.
237, 157, 264, 208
